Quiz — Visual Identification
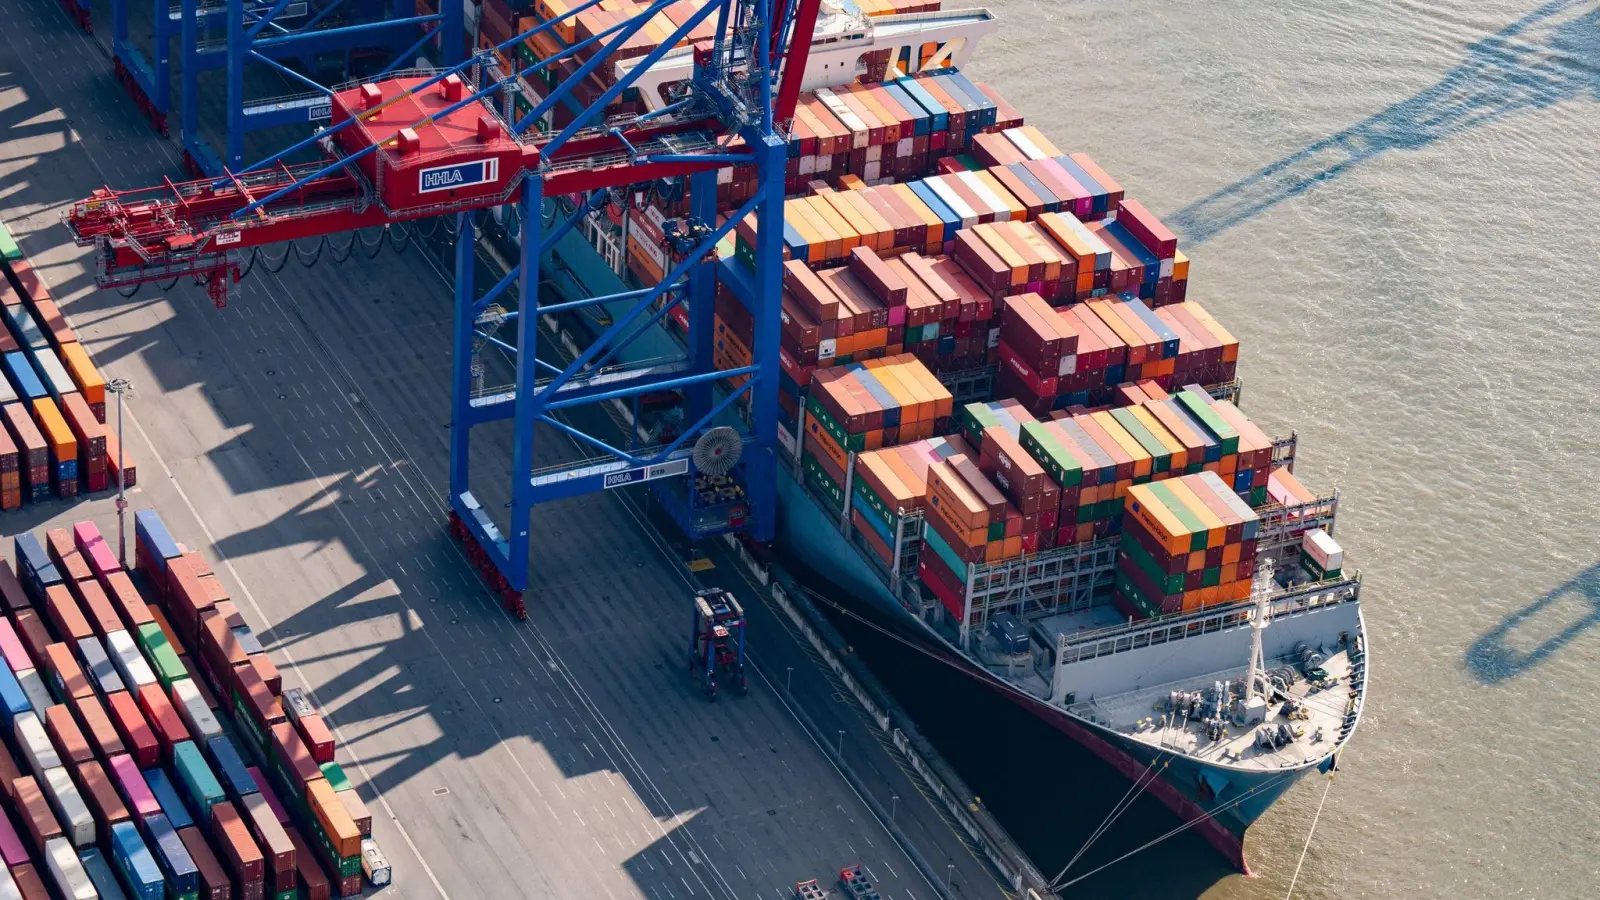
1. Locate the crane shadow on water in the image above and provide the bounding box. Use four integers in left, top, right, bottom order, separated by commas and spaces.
1166, 0, 1600, 245
1465, 563, 1600, 684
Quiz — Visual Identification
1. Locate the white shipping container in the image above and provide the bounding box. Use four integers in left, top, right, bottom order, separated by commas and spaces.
171, 680, 222, 743
361, 838, 391, 887
76, 639, 123, 696
107, 632, 156, 689
1302, 529, 1344, 571
42, 767, 95, 849
45, 837, 96, 900
17, 669, 54, 720
0, 864, 19, 900
16, 713, 60, 776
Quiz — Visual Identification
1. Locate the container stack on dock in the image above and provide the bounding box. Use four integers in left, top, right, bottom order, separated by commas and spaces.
0, 510, 383, 899
1116, 472, 1261, 620
0, 223, 133, 507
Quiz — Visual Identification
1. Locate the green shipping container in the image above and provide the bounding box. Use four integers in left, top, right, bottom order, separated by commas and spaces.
318, 762, 351, 794
233, 690, 269, 755
173, 740, 226, 813
0, 222, 19, 261
310, 815, 362, 878
1019, 421, 1083, 487
1122, 541, 1184, 595
1176, 390, 1240, 456
136, 623, 188, 691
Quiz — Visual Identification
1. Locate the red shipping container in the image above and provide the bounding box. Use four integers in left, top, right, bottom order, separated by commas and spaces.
70, 577, 122, 638
293, 713, 334, 766
136, 682, 190, 756
284, 826, 330, 900
44, 704, 93, 765
106, 691, 160, 768
233, 665, 284, 740
249, 654, 281, 697
43, 584, 93, 644
73, 694, 125, 760
13, 776, 61, 854
44, 529, 92, 582
43, 642, 94, 700
72, 759, 130, 838
268, 724, 319, 796
10, 862, 49, 900
212, 800, 265, 883
101, 570, 154, 630
178, 825, 232, 900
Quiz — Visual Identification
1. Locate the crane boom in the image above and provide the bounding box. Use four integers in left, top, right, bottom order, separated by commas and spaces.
65, 0, 822, 305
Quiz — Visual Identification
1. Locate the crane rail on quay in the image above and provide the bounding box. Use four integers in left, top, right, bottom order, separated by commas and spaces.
67, 0, 826, 618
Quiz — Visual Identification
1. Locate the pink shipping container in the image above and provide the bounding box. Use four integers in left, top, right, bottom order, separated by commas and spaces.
107, 753, 161, 819
247, 767, 290, 825
73, 522, 119, 578
0, 619, 32, 674
0, 806, 29, 867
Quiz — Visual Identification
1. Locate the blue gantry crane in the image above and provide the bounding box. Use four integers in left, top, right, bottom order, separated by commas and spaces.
68, 0, 826, 617
109, 0, 462, 167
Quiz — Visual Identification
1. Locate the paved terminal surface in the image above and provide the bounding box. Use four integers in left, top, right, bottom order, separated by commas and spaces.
0, 3, 1016, 899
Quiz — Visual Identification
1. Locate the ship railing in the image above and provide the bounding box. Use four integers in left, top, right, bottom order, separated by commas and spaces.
1254, 491, 1340, 561
1271, 430, 1298, 471
1207, 377, 1243, 404
1053, 572, 1362, 666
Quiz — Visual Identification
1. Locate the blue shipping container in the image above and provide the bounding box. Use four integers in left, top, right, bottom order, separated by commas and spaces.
139, 814, 197, 898
1, 351, 43, 401
110, 821, 165, 900
204, 736, 257, 802
0, 658, 30, 725
80, 847, 132, 900
13, 532, 61, 601
133, 510, 182, 575
141, 769, 193, 831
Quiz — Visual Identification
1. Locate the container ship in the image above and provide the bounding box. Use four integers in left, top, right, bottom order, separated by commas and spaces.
477, 0, 1370, 872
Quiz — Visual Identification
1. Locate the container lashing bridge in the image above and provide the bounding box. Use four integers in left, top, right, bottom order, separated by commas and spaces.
66, 0, 826, 617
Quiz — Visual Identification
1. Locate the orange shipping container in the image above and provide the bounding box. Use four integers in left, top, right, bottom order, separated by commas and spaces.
30, 397, 74, 461
57, 342, 105, 407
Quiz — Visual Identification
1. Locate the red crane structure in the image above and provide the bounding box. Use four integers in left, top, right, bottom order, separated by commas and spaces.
66, 0, 825, 614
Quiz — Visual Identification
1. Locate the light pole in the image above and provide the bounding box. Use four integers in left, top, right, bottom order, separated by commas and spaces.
785, 667, 793, 692
946, 864, 954, 890
836, 729, 844, 756
891, 794, 898, 824
106, 379, 132, 566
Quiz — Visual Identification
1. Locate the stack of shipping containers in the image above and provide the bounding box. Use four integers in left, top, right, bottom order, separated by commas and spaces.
800, 355, 953, 511
0, 510, 378, 899
0, 248, 132, 508
1116, 472, 1261, 620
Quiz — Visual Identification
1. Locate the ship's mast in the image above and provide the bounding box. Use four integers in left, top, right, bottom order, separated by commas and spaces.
1245, 558, 1276, 704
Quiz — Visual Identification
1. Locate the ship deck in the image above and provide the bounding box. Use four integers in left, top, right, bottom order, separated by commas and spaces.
0, 1, 1013, 897
1079, 649, 1359, 773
